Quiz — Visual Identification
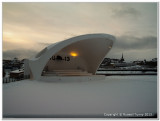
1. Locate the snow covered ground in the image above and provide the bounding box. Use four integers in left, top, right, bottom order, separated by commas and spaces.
3, 76, 157, 118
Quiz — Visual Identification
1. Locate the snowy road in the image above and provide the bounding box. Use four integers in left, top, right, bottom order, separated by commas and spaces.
3, 76, 157, 118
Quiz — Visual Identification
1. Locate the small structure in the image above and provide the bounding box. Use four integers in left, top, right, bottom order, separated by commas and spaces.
10, 69, 24, 78
120, 53, 124, 62
25, 34, 115, 81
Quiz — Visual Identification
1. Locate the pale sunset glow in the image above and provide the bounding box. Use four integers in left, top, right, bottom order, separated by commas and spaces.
2, 2, 157, 61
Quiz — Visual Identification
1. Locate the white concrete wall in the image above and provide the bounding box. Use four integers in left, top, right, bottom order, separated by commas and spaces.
29, 34, 115, 80
45, 53, 87, 71
44, 38, 113, 74
24, 59, 30, 76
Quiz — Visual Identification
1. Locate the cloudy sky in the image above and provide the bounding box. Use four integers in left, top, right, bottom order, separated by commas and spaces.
3, 2, 157, 61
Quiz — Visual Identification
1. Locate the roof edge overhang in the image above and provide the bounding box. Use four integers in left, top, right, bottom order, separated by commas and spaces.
28, 33, 116, 80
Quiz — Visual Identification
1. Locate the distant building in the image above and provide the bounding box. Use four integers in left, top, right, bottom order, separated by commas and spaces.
152, 58, 157, 62
100, 53, 138, 68
133, 60, 144, 65
100, 58, 120, 67
119, 53, 124, 62
111, 59, 119, 63
3, 58, 23, 70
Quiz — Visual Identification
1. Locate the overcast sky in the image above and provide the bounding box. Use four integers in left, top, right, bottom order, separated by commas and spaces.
3, 2, 157, 61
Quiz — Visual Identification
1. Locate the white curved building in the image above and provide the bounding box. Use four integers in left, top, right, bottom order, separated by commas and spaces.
25, 33, 115, 81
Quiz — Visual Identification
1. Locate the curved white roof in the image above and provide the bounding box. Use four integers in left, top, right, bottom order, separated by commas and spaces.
28, 33, 116, 80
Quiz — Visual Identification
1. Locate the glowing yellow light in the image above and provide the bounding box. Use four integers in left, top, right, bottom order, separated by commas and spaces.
70, 52, 78, 57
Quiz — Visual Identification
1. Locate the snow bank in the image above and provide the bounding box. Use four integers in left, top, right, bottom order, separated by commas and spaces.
3, 76, 157, 118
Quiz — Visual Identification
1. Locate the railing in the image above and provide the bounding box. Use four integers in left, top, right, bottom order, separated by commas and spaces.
96, 69, 157, 75
97, 68, 157, 71
3, 75, 30, 84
